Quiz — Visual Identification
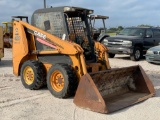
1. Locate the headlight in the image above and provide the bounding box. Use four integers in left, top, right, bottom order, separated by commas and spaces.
147, 50, 153, 54
102, 38, 108, 45
122, 40, 132, 47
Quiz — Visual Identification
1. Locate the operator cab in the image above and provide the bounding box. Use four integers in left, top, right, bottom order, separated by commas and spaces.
88, 15, 110, 42
31, 6, 95, 61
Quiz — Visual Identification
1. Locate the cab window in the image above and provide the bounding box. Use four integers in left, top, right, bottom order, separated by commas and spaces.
153, 29, 160, 37
146, 29, 153, 37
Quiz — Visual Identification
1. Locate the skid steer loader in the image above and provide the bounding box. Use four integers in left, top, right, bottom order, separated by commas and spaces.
12, 6, 155, 113
0, 26, 4, 61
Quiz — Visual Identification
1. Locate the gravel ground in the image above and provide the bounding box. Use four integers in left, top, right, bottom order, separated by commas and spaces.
0, 48, 160, 120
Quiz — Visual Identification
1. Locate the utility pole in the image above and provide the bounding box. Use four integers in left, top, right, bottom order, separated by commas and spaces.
44, 0, 46, 8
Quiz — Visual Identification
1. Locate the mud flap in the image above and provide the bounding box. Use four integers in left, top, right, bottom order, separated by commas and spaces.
74, 65, 155, 113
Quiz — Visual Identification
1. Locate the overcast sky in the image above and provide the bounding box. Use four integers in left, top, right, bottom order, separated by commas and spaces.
0, 0, 160, 28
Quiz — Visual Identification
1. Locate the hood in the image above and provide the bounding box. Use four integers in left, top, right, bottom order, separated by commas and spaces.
107, 35, 142, 41
149, 45, 160, 51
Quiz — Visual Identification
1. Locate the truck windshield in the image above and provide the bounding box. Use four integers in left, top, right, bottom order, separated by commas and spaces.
118, 28, 145, 37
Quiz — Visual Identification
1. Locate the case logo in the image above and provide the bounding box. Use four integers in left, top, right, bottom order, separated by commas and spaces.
34, 31, 46, 40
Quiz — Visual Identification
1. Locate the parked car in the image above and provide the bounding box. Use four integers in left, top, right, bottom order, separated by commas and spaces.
145, 45, 160, 64
101, 27, 160, 61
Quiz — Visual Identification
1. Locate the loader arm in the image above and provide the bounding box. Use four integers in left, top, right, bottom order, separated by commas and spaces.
14, 21, 84, 55
94, 41, 110, 69
13, 21, 87, 75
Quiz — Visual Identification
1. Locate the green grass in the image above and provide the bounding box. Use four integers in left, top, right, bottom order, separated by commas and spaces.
107, 32, 116, 36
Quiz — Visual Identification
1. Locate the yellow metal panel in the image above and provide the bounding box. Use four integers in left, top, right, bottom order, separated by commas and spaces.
12, 22, 29, 76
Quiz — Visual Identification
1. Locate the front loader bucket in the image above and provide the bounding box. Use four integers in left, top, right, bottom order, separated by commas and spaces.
74, 65, 155, 113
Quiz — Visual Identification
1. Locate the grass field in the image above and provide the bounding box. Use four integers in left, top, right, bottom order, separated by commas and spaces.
107, 32, 116, 36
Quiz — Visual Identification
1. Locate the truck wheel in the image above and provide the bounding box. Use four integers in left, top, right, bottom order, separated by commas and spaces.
20, 60, 46, 90
108, 53, 115, 58
130, 47, 142, 61
47, 64, 78, 98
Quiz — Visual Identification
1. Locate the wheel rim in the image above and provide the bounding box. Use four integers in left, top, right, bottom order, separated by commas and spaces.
23, 66, 34, 85
135, 50, 140, 59
50, 70, 64, 92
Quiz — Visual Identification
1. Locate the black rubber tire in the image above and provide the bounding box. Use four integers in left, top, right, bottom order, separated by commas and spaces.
47, 64, 78, 98
108, 53, 115, 58
20, 60, 46, 90
130, 47, 142, 61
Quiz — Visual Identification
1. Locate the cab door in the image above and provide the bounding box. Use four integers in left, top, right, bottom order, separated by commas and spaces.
143, 29, 154, 52
152, 29, 160, 46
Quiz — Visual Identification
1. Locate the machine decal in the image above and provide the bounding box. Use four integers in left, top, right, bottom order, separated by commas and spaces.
36, 37, 57, 49
34, 30, 46, 40
33, 29, 57, 49
14, 28, 20, 41
26, 28, 63, 49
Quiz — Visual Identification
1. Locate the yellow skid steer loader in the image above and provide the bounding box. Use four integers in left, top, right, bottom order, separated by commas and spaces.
12, 6, 155, 113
